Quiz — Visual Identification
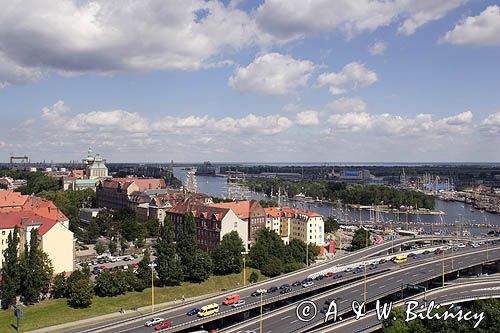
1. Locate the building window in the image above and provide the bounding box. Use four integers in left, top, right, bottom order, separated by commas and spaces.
1, 231, 4, 235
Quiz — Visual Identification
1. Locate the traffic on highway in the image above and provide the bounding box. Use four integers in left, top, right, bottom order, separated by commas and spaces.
69, 237, 500, 333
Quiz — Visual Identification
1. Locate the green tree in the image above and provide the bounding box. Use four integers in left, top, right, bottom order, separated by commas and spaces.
248, 271, 259, 284
258, 200, 278, 208
156, 219, 182, 286
248, 228, 290, 271
1, 226, 21, 309
189, 250, 213, 283
124, 269, 145, 292
95, 209, 113, 237
351, 228, 371, 251
177, 213, 199, 281
94, 241, 108, 255
287, 239, 308, 264
136, 249, 152, 287
307, 243, 320, 265
52, 272, 68, 299
21, 229, 53, 304
19, 172, 59, 194
145, 218, 161, 238
108, 240, 118, 255
94, 271, 129, 297
382, 307, 410, 333
86, 219, 101, 243
211, 231, 245, 275
261, 256, 283, 277
324, 217, 339, 233
68, 278, 94, 308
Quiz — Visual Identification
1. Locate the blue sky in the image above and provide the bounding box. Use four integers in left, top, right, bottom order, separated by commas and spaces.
0, 0, 499, 163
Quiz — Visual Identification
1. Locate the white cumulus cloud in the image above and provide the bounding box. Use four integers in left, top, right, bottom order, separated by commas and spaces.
480, 111, 500, 135
326, 97, 367, 113
317, 62, 377, 95
228, 53, 315, 95
368, 41, 387, 55
327, 111, 474, 136
441, 5, 500, 46
255, 0, 465, 40
296, 110, 320, 126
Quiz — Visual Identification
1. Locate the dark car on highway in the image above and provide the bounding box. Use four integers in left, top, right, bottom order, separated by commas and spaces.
267, 286, 278, 293
292, 281, 302, 287
186, 308, 200, 316
280, 287, 292, 294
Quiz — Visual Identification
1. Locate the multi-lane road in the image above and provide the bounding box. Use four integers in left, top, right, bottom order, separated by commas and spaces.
316, 279, 500, 332
65, 236, 491, 333
223, 243, 500, 333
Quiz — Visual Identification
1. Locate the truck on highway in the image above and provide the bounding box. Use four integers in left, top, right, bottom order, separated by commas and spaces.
198, 303, 219, 317
393, 255, 408, 263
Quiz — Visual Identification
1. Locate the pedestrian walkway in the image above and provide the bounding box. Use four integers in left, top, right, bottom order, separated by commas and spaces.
26, 292, 219, 333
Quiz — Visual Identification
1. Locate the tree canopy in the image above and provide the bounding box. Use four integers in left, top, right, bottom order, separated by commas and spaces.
211, 231, 245, 276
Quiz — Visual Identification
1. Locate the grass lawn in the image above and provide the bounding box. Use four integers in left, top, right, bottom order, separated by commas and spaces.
0, 268, 264, 332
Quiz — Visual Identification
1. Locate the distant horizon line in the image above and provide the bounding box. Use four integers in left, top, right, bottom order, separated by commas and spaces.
2, 161, 500, 166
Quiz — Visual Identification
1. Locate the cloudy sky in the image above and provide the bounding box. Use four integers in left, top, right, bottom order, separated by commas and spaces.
0, 0, 499, 163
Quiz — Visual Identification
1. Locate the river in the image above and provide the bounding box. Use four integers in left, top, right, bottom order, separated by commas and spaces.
173, 167, 499, 235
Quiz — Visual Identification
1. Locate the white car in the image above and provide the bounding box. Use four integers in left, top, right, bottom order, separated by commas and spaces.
232, 300, 246, 308
302, 281, 314, 288
145, 318, 164, 327
345, 267, 353, 272
457, 243, 466, 248
471, 243, 480, 248
256, 288, 267, 294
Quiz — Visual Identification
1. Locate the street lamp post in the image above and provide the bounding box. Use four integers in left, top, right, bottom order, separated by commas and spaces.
306, 242, 309, 267
260, 292, 263, 333
363, 263, 367, 312
241, 251, 248, 286
149, 262, 157, 313
442, 248, 445, 287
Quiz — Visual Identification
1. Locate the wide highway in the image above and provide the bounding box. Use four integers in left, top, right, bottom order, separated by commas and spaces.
222, 242, 500, 333
67, 235, 484, 333
316, 278, 500, 332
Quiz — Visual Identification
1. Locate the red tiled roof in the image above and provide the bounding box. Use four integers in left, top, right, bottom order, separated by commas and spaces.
168, 200, 229, 221
211, 201, 252, 219
0, 190, 29, 209
0, 211, 59, 236
264, 206, 322, 218
23, 196, 68, 222
102, 178, 166, 191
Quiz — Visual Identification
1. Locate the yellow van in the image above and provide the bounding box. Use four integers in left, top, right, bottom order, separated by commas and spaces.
394, 255, 407, 264
198, 303, 220, 317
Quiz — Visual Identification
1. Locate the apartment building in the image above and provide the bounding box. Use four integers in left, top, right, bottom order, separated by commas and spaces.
166, 200, 248, 253
264, 206, 324, 254
0, 190, 75, 273
210, 200, 266, 243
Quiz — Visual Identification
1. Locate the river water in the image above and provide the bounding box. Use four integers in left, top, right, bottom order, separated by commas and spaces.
174, 167, 500, 235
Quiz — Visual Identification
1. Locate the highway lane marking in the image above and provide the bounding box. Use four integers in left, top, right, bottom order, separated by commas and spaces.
291, 319, 299, 324
280, 315, 291, 320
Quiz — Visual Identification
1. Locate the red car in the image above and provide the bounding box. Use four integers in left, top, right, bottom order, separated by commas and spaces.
132, 263, 139, 269
154, 320, 172, 330
100, 265, 108, 270
324, 272, 334, 278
